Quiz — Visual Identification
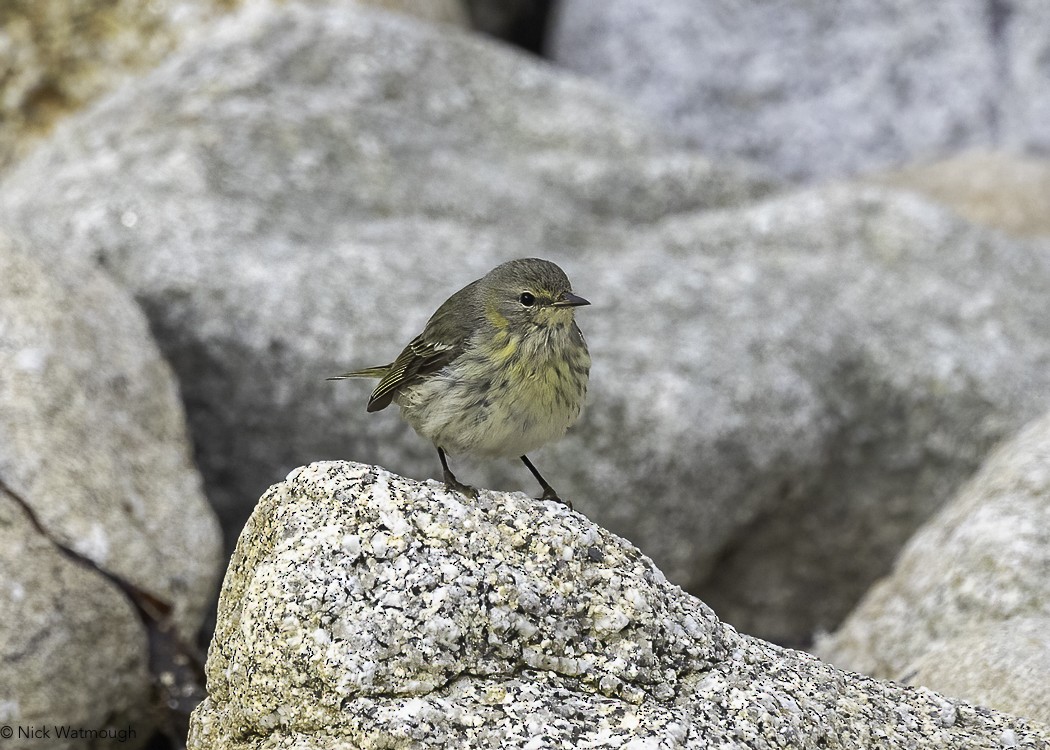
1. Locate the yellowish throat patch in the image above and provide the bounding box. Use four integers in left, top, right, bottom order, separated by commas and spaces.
486, 306, 510, 330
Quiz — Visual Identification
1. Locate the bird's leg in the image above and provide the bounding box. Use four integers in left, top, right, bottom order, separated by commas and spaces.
520, 455, 571, 508
437, 446, 478, 499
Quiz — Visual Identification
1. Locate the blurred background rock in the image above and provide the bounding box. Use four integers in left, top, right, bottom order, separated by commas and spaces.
0, 0, 470, 171
548, 0, 1050, 183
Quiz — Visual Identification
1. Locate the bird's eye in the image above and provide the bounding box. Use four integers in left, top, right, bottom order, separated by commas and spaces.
519, 292, 536, 307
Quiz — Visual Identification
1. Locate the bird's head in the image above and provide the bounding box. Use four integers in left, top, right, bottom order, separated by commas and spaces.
482, 258, 589, 333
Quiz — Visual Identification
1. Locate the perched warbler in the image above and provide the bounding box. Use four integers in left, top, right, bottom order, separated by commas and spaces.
329, 258, 590, 506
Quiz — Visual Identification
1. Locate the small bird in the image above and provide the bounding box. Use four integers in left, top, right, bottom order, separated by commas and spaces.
329, 258, 590, 506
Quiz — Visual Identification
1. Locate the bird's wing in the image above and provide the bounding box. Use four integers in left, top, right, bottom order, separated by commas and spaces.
365, 334, 459, 412
365, 281, 479, 412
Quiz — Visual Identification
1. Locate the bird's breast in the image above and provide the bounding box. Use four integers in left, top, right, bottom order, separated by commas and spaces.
397, 322, 589, 459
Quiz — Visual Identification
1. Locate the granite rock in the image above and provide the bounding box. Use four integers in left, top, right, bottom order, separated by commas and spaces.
0, 233, 222, 740
906, 619, 1050, 727
0, 0, 231, 171
549, 0, 1050, 181
0, 233, 221, 633
817, 412, 1050, 724
0, 493, 150, 749
592, 186, 1050, 645
188, 461, 1050, 749
0, 0, 468, 171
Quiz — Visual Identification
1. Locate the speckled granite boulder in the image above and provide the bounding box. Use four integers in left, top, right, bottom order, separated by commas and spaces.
188, 461, 1050, 749
0, 233, 221, 632
817, 413, 1050, 724
904, 618, 1050, 727
0, 233, 222, 740
632, 186, 1050, 646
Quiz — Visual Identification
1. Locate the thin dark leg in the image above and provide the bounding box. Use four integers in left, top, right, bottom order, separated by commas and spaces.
520, 455, 570, 508
437, 446, 478, 499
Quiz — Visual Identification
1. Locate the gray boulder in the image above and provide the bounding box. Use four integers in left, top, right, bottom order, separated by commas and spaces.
905, 619, 1050, 727
0, 0, 469, 171
590, 186, 1050, 646
816, 412, 1050, 724
188, 461, 1050, 749
0, 494, 149, 748
549, 0, 1050, 181
0, 234, 222, 741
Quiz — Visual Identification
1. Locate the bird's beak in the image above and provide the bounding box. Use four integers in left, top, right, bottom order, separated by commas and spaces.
552, 292, 590, 308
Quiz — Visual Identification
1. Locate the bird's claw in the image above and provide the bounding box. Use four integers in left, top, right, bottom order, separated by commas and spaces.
539, 489, 572, 509
444, 478, 479, 500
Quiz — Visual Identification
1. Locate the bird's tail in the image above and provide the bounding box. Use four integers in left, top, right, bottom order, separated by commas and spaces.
326, 365, 389, 381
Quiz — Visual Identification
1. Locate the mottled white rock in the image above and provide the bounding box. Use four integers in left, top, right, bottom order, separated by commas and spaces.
905, 618, 1050, 726
188, 461, 1050, 749
0, 234, 221, 631
817, 412, 1050, 724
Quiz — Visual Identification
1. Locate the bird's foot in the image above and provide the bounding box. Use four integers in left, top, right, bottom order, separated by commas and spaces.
444, 476, 479, 500
438, 447, 478, 500
538, 488, 572, 509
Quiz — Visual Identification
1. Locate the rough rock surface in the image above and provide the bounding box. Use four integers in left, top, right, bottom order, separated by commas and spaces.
0, 233, 222, 737
905, 618, 1050, 727
817, 413, 1050, 724
5, 0, 1050, 647
188, 461, 1050, 749
0, 233, 221, 631
549, 0, 1050, 181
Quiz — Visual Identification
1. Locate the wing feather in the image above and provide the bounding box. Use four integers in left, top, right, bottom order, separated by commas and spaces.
366, 336, 456, 411
365, 280, 480, 412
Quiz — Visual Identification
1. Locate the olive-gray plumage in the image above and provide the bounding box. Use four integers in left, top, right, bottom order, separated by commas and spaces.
329, 258, 590, 504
